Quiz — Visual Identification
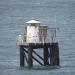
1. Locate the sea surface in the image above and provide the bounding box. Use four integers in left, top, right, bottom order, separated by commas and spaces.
0, 0, 75, 75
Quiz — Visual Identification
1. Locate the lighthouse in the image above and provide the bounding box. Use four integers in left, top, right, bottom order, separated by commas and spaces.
17, 18, 60, 67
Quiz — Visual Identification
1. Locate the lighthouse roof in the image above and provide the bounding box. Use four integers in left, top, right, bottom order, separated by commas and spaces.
26, 19, 40, 24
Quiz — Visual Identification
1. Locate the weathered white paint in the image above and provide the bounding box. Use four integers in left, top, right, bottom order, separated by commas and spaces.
26, 25, 40, 43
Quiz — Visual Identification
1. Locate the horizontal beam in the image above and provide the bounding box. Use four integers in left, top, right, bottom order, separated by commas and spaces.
19, 43, 58, 48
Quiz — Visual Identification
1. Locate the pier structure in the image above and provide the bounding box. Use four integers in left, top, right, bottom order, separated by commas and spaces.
17, 19, 59, 67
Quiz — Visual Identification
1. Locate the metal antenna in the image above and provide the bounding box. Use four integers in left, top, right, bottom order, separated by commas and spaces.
55, 15, 57, 26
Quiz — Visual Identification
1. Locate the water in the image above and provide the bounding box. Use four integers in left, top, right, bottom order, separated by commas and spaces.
0, 0, 75, 75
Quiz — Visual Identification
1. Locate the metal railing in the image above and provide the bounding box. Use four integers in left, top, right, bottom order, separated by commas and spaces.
16, 28, 58, 45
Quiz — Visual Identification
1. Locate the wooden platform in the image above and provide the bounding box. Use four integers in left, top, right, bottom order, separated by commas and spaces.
19, 42, 60, 67
20, 43, 58, 49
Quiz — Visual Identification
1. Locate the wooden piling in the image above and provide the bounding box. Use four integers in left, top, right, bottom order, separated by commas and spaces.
44, 47, 49, 65
50, 43, 59, 66
28, 47, 33, 67
20, 46, 24, 67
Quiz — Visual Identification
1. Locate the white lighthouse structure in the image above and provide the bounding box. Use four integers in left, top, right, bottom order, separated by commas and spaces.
17, 18, 59, 67
26, 19, 40, 43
